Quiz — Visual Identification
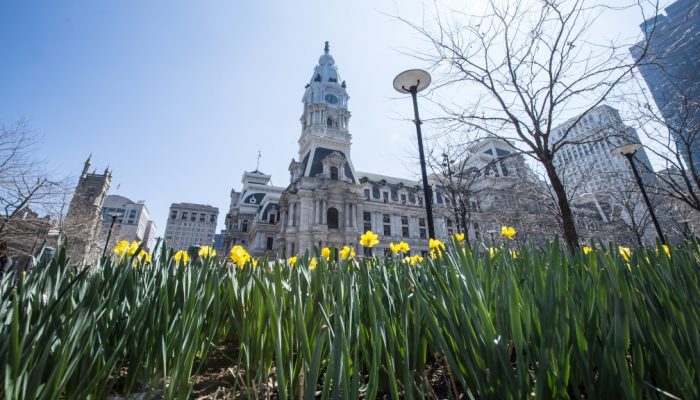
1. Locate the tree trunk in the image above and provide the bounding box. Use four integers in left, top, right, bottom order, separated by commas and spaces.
543, 160, 580, 250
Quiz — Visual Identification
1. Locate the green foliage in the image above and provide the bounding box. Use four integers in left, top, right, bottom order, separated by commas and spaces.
1, 240, 699, 399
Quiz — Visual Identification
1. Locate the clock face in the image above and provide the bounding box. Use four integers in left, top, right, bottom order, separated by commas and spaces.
325, 94, 339, 104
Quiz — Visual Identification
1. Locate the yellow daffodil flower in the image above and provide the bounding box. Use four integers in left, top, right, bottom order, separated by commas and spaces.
429, 238, 446, 252
309, 257, 318, 270
360, 231, 379, 248
321, 247, 331, 261
199, 246, 216, 258
410, 255, 424, 265
113, 240, 130, 258
134, 249, 151, 266
501, 226, 516, 240
389, 241, 410, 255
127, 240, 142, 257
583, 246, 592, 255
174, 250, 190, 265
453, 233, 465, 242
659, 244, 671, 258
252, 258, 259, 268
288, 256, 298, 267
340, 245, 355, 260
510, 249, 518, 259
229, 245, 251, 268
489, 247, 496, 259
618, 246, 632, 262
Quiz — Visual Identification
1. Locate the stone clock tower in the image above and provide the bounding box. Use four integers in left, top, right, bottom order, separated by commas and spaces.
294, 41, 357, 183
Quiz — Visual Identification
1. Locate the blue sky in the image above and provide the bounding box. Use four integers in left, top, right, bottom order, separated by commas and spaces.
0, 1, 658, 235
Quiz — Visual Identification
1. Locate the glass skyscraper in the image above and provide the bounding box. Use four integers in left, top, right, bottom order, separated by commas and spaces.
630, 0, 700, 170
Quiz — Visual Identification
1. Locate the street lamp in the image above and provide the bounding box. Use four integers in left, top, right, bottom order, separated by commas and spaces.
611, 142, 667, 245
102, 211, 122, 258
394, 69, 435, 239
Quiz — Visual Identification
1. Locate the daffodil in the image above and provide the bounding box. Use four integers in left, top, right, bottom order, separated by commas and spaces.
134, 249, 151, 266
199, 246, 216, 258
618, 246, 632, 262
429, 238, 446, 252
229, 245, 251, 268
510, 249, 518, 259
583, 246, 592, 255
453, 233, 465, 242
340, 245, 355, 260
288, 256, 298, 267
321, 247, 331, 261
360, 231, 379, 248
404, 255, 423, 265
174, 250, 190, 265
113, 240, 129, 257
389, 241, 410, 255
489, 247, 497, 259
659, 244, 671, 258
309, 257, 318, 270
501, 226, 516, 240
252, 258, 259, 268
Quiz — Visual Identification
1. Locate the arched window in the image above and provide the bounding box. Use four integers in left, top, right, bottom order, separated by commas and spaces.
330, 166, 339, 180
327, 117, 333, 128
327, 207, 339, 229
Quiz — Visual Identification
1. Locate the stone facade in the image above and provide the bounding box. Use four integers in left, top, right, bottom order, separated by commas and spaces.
164, 203, 218, 250
64, 156, 111, 265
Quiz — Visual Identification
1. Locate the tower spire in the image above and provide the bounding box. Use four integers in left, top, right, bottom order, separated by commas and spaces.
324, 41, 329, 54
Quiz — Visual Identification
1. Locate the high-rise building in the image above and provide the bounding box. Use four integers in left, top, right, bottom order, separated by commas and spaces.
630, 0, 700, 170
99, 195, 157, 252
65, 156, 111, 265
164, 203, 218, 250
551, 105, 653, 202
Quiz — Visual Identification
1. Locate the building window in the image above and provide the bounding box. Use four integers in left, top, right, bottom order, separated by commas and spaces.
363, 211, 372, 232
330, 166, 339, 180
181, 212, 188, 220
266, 237, 274, 250
383, 214, 391, 236
401, 194, 407, 204
327, 207, 339, 229
382, 192, 389, 203
402, 226, 410, 238
242, 219, 248, 232
190, 213, 197, 221
383, 214, 390, 224
270, 214, 276, 224
419, 218, 425, 227
420, 229, 427, 239
447, 218, 453, 227
170, 211, 178, 220
364, 189, 370, 199
418, 196, 423, 206
327, 117, 333, 128
210, 215, 216, 223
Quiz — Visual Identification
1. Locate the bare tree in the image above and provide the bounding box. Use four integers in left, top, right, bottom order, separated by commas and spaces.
0, 120, 58, 234
398, 0, 659, 249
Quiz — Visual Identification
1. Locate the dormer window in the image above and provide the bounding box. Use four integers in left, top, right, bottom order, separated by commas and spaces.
330, 166, 339, 180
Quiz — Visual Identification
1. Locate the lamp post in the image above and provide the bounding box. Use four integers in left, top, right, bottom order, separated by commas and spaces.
102, 211, 122, 258
394, 69, 435, 239
611, 142, 667, 245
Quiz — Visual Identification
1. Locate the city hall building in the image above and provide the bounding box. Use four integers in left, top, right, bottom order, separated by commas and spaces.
222, 43, 565, 258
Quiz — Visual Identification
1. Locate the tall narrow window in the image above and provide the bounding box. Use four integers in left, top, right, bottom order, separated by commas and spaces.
330, 166, 339, 180
327, 207, 339, 229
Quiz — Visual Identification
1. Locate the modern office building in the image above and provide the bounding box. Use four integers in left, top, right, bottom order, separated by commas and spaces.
550, 105, 653, 202
163, 203, 218, 250
99, 195, 157, 252
630, 0, 700, 170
